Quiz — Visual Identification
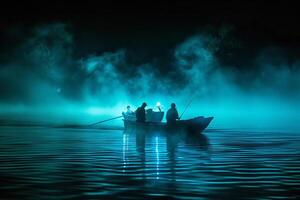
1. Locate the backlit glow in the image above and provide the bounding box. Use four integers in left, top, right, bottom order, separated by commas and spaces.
156, 102, 161, 107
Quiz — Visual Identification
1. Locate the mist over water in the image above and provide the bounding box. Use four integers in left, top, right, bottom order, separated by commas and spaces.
0, 23, 299, 129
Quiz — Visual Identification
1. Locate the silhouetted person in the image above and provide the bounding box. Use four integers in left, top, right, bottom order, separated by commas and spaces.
136, 102, 147, 122
166, 103, 179, 124
125, 105, 134, 115
122, 105, 135, 121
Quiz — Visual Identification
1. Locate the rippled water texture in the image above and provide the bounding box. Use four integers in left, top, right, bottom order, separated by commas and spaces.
0, 126, 300, 199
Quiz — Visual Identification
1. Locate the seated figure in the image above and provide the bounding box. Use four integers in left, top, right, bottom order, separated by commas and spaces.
136, 102, 147, 122
166, 103, 179, 124
122, 105, 136, 121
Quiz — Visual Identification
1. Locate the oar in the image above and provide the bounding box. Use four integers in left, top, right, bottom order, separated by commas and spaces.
88, 115, 123, 126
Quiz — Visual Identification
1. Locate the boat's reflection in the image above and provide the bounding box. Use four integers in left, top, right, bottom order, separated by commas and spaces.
123, 128, 211, 181
132, 129, 210, 153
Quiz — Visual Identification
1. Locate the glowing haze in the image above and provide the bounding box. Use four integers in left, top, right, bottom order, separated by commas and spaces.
0, 23, 299, 129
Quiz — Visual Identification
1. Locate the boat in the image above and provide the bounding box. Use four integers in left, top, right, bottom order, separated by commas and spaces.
123, 116, 214, 134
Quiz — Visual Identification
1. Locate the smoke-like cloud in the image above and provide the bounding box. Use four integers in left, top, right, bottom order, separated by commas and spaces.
0, 23, 299, 128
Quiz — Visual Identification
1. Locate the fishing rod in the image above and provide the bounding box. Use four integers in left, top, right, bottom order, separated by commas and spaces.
179, 93, 198, 119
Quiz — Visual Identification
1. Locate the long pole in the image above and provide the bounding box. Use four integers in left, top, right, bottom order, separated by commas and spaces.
88, 116, 123, 126
179, 94, 197, 119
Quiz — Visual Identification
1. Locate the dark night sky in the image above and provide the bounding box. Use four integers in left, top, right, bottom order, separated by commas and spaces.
0, 0, 299, 73
1, 0, 299, 51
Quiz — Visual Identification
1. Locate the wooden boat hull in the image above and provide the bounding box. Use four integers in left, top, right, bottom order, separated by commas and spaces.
124, 116, 213, 134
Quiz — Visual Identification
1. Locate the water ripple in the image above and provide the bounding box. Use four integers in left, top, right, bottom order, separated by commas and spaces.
0, 127, 300, 199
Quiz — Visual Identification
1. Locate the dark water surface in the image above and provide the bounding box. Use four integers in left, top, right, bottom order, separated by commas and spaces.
0, 126, 300, 199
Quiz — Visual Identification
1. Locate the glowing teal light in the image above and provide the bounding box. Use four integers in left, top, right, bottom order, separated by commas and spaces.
155, 136, 160, 179
86, 60, 99, 72
86, 107, 104, 115
85, 104, 126, 116
156, 102, 161, 107
123, 133, 129, 172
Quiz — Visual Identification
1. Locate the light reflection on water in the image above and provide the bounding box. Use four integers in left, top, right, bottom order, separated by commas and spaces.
0, 126, 300, 199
